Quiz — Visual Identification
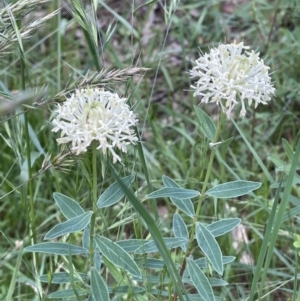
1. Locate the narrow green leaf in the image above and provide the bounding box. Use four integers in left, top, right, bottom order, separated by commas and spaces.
108, 164, 188, 301
195, 223, 223, 275
210, 278, 228, 287
249, 177, 283, 301
206, 181, 261, 198
44, 211, 93, 240
173, 213, 189, 251
146, 187, 199, 199
95, 235, 141, 279
170, 198, 195, 218
282, 138, 295, 162
53, 192, 84, 219
116, 239, 145, 253
97, 175, 135, 208
135, 237, 188, 254
40, 272, 88, 283
107, 285, 145, 294
140, 258, 180, 270
91, 267, 110, 301
47, 288, 86, 298
194, 105, 216, 142
209, 137, 234, 149
251, 139, 300, 301
24, 243, 87, 255
187, 258, 215, 301
206, 218, 241, 237
162, 175, 195, 217
282, 205, 300, 223
194, 256, 235, 268
94, 250, 101, 272
82, 227, 90, 249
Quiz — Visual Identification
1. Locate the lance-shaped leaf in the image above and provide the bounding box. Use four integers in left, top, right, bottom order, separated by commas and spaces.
53, 192, 84, 219
116, 239, 146, 253
162, 175, 195, 218
187, 257, 215, 301
91, 267, 110, 301
44, 211, 93, 240
194, 105, 216, 142
135, 237, 188, 254
48, 288, 86, 298
206, 181, 261, 199
24, 243, 87, 255
195, 223, 223, 275
97, 175, 135, 208
95, 235, 141, 279
173, 213, 189, 251
39, 272, 88, 283
146, 187, 199, 200
206, 218, 241, 237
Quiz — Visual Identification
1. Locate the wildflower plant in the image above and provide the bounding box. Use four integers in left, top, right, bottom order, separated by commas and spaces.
3, 0, 300, 300
24, 42, 280, 301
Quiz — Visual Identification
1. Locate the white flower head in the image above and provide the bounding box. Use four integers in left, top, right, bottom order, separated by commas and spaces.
190, 41, 276, 119
52, 88, 138, 163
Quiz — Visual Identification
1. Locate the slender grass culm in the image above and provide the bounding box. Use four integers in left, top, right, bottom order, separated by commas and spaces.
1, 1, 300, 301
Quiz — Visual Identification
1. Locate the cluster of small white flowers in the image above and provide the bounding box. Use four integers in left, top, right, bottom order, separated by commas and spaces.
190, 41, 275, 118
52, 88, 138, 163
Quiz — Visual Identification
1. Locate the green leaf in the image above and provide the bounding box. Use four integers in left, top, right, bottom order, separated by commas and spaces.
210, 278, 228, 287
282, 205, 300, 223
187, 258, 215, 301
209, 137, 234, 149
162, 175, 195, 217
44, 211, 93, 240
194, 256, 235, 268
47, 288, 86, 298
195, 223, 223, 275
116, 239, 145, 253
97, 175, 135, 208
24, 243, 87, 255
82, 227, 90, 249
170, 197, 195, 218
53, 192, 84, 219
95, 235, 141, 279
206, 218, 241, 237
146, 187, 199, 199
282, 138, 295, 162
135, 237, 188, 254
194, 105, 216, 142
107, 285, 145, 294
173, 213, 189, 251
94, 250, 101, 272
206, 181, 261, 198
91, 267, 110, 301
108, 164, 188, 301
40, 272, 88, 283
140, 258, 180, 270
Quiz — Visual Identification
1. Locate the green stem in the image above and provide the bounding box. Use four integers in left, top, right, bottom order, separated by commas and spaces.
176, 113, 222, 283
89, 141, 98, 267
195, 115, 221, 219
17, 19, 41, 298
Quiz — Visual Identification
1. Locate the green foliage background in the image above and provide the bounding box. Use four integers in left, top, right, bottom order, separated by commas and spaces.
0, 0, 300, 300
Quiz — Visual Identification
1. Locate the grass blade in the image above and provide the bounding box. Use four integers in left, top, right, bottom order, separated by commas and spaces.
108, 163, 189, 301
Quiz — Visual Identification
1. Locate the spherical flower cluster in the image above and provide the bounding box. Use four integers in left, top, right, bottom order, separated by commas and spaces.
52, 88, 138, 163
190, 41, 276, 118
